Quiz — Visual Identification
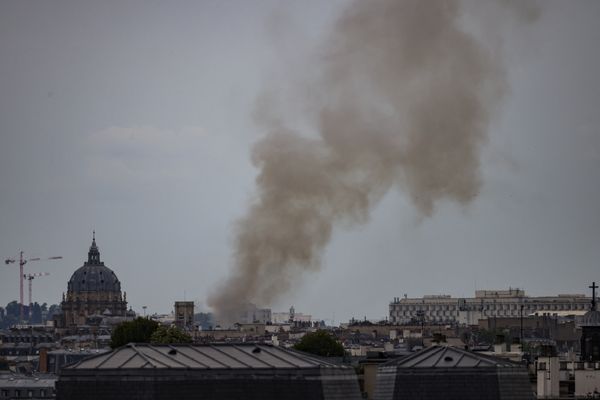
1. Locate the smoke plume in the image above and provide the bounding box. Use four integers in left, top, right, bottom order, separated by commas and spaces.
209, 0, 536, 322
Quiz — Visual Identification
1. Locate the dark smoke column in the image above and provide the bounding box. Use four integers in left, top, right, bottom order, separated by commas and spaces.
208, 0, 531, 323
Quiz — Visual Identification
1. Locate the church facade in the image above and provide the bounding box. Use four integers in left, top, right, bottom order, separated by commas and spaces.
59, 234, 128, 327
580, 282, 600, 362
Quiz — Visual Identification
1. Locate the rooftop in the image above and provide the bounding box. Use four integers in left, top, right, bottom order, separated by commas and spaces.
580, 309, 600, 327
63, 343, 342, 370
384, 345, 520, 369
0, 374, 56, 388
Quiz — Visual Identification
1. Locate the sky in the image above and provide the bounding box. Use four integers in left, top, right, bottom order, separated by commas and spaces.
0, 0, 599, 324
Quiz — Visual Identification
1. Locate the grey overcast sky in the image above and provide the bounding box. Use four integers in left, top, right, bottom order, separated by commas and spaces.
0, 1, 599, 323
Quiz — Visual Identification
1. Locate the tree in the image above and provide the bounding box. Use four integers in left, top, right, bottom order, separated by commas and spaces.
5, 301, 19, 318
30, 302, 42, 324
460, 331, 472, 345
1, 302, 19, 329
476, 328, 507, 345
110, 317, 159, 349
47, 304, 61, 320
0, 314, 17, 329
293, 330, 345, 357
150, 325, 192, 344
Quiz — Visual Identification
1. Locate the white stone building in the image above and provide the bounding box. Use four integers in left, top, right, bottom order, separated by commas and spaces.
389, 288, 590, 325
271, 306, 312, 324
235, 303, 272, 324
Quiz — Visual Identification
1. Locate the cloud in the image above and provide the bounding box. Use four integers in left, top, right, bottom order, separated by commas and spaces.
86, 125, 208, 185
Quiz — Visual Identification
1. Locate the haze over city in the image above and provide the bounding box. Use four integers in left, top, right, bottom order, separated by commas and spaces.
1, 0, 599, 323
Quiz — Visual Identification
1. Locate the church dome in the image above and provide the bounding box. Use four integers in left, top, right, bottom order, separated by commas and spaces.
581, 310, 600, 327
581, 282, 600, 327
67, 234, 122, 293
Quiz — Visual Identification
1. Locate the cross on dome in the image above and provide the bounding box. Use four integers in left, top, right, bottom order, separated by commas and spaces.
590, 281, 598, 311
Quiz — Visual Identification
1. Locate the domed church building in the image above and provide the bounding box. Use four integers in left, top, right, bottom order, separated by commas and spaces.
59, 233, 128, 327
580, 282, 600, 362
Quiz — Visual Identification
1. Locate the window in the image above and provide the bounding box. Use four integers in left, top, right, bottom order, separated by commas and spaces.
538, 362, 547, 370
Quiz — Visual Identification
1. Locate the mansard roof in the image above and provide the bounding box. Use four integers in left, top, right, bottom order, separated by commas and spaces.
382, 345, 519, 369
63, 343, 343, 370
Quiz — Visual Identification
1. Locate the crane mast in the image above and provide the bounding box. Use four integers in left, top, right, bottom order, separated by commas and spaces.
25, 272, 50, 317
4, 252, 62, 322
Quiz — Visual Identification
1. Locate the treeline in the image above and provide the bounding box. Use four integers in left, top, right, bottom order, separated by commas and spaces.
110, 317, 192, 348
0, 301, 60, 328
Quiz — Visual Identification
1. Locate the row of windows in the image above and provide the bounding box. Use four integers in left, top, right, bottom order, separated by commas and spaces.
392, 308, 589, 320
0, 336, 53, 343
392, 302, 588, 314
0, 388, 54, 398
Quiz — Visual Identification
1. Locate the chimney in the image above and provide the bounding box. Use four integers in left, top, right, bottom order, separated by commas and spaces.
432, 333, 447, 344
494, 334, 506, 353
38, 347, 48, 373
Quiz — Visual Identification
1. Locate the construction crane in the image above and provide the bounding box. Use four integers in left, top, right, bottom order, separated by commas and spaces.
4, 252, 62, 322
24, 272, 50, 318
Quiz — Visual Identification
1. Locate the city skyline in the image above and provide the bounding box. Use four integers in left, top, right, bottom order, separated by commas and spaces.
1, 1, 599, 322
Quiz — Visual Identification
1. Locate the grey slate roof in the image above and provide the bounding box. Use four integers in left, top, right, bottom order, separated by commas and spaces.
0, 375, 56, 388
48, 348, 109, 356
63, 343, 341, 370
387, 345, 518, 369
67, 237, 121, 293
68, 264, 121, 293
374, 346, 533, 400
581, 310, 600, 326
57, 344, 362, 400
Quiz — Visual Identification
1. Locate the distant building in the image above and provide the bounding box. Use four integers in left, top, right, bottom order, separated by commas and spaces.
535, 297, 600, 397
149, 313, 175, 326
174, 301, 194, 330
58, 234, 128, 328
43, 348, 110, 374
0, 374, 56, 399
390, 288, 590, 325
0, 328, 55, 347
272, 306, 312, 324
579, 287, 600, 362
228, 303, 271, 325
194, 312, 215, 331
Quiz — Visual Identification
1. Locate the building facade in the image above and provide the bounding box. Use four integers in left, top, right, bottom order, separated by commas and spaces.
59, 234, 127, 327
389, 288, 591, 325
174, 301, 195, 330
579, 295, 600, 362
272, 306, 312, 324
234, 304, 272, 325
0, 376, 56, 400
